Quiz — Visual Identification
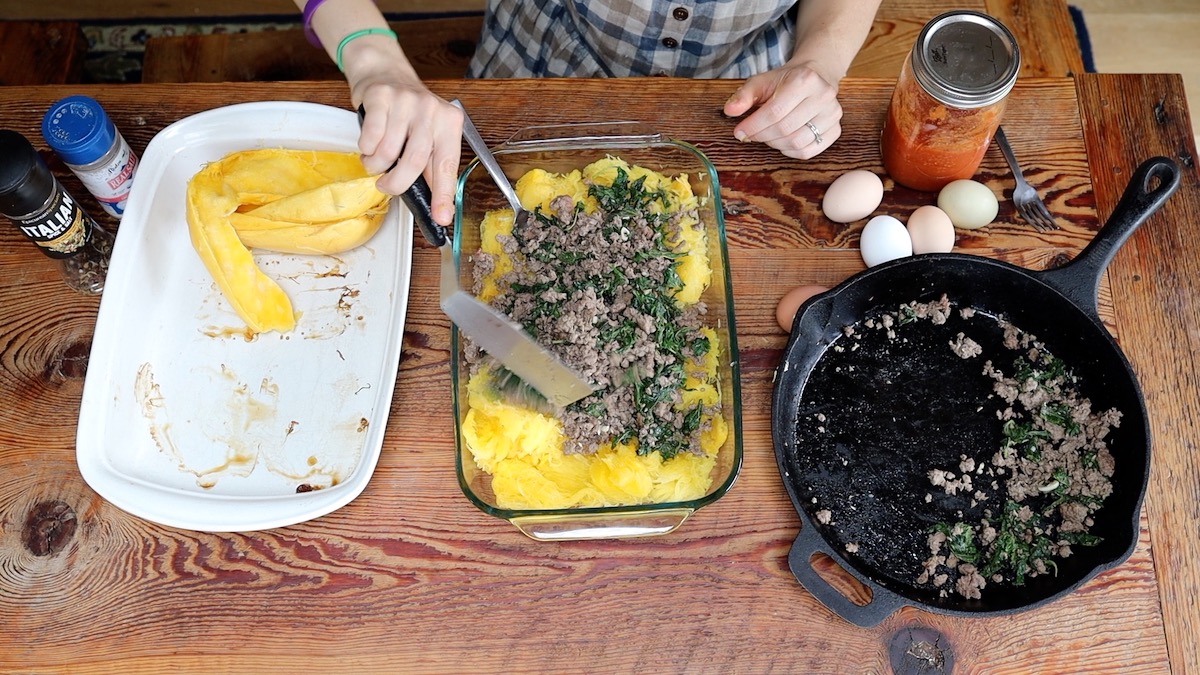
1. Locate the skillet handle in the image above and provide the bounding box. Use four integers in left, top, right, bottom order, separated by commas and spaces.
1038, 156, 1180, 316
787, 525, 906, 628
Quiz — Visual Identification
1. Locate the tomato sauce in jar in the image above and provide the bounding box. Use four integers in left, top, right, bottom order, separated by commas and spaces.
881, 12, 1020, 192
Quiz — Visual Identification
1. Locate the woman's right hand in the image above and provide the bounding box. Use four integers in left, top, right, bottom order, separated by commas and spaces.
299, 0, 464, 226
347, 54, 464, 227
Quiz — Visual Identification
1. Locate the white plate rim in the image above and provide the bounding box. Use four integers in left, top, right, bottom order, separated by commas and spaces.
75, 101, 413, 532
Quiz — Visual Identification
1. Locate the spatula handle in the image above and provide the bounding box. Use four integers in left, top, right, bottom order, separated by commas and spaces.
401, 176, 447, 248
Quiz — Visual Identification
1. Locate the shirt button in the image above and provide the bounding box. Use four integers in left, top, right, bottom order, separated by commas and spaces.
673, 7, 689, 21
662, 37, 679, 48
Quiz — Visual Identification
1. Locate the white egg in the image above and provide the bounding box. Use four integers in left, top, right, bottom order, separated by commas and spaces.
937, 179, 999, 230
822, 170, 884, 223
860, 215, 912, 267
906, 205, 956, 254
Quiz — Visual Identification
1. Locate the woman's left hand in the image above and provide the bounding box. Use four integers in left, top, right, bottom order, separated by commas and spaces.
723, 60, 843, 159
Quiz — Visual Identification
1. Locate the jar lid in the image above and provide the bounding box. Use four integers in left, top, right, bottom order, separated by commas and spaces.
0, 130, 56, 218
41, 95, 117, 166
911, 11, 1021, 109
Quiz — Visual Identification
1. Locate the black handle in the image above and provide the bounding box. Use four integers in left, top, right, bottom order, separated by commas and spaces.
1037, 156, 1180, 317
787, 524, 906, 628
401, 175, 446, 248
356, 104, 447, 248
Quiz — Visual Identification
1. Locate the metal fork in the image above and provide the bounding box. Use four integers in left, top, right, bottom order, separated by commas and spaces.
994, 126, 1059, 232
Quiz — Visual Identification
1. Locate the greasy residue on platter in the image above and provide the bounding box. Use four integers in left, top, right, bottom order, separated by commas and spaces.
197, 255, 369, 342
134, 362, 364, 490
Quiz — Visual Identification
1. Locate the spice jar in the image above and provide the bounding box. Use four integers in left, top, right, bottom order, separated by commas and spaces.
41, 95, 139, 220
0, 130, 115, 295
880, 11, 1021, 192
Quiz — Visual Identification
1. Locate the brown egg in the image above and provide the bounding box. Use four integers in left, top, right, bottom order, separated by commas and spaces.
822, 170, 884, 223
906, 205, 956, 254
776, 285, 829, 332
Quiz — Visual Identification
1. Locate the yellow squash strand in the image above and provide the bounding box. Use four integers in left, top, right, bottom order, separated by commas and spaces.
186, 149, 392, 334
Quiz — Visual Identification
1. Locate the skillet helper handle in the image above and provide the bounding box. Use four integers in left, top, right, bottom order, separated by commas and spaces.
355, 104, 447, 248
787, 525, 905, 628
1039, 156, 1180, 315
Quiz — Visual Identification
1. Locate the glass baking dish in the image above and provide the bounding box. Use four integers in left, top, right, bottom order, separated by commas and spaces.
451, 122, 743, 541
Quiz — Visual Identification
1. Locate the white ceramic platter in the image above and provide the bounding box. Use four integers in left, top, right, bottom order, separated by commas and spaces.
76, 101, 413, 532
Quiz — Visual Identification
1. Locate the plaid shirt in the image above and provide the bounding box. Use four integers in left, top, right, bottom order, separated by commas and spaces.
467, 0, 798, 78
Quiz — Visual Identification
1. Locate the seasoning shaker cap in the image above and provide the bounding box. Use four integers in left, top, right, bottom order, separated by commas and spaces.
41, 95, 117, 166
0, 130, 56, 218
911, 10, 1021, 109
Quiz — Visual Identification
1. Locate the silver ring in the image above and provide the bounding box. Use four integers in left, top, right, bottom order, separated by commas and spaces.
806, 121, 823, 145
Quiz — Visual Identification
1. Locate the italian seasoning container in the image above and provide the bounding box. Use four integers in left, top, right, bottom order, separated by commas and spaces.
880, 11, 1021, 192
0, 130, 115, 295
41, 95, 139, 219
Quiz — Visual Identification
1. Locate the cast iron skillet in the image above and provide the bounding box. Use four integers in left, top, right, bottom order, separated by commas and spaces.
771, 157, 1180, 627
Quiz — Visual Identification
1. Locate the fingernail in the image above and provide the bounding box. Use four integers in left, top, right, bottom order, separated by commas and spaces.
734, 130, 748, 142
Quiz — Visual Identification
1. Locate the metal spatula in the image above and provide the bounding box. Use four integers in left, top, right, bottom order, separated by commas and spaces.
357, 106, 595, 408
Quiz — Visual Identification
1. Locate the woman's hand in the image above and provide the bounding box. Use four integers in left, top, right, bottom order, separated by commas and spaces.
298, 0, 464, 227
722, 60, 843, 160
352, 70, 463, 226
722, 0, 879, 159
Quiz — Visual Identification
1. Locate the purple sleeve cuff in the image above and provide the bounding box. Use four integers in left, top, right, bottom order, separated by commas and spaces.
303, 0, 329, 48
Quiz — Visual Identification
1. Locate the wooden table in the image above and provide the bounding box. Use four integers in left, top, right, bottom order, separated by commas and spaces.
1, 75, 1196, 673
0, 21, 87, 86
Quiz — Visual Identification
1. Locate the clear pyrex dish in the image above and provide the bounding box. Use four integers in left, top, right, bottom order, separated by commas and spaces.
451, 122, 743, 541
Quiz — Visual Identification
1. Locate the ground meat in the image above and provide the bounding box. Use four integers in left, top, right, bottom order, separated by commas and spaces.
861, 296, 1121, 600
949, 332, 983, 359
915, 294, 952, 324
468, 172, 715, 458
928, 530, 947, 554
954, 564, 986, 600
928, 468, 972, 496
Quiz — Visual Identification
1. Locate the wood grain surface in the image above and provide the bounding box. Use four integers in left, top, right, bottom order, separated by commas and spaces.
141, 16, 484, 84
0, 75, 1195, 673
0, 20, 87, 86
856, 0, 1084, 79
1076, 73, 1200, 675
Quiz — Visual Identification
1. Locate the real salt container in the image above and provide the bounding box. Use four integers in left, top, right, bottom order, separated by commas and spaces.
42, 95, 139, 219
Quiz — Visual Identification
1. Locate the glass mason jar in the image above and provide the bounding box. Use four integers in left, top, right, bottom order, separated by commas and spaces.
881, 11, 1021, 192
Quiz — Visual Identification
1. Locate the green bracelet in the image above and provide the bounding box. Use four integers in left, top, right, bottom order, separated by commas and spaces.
336, 27, 398, 72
